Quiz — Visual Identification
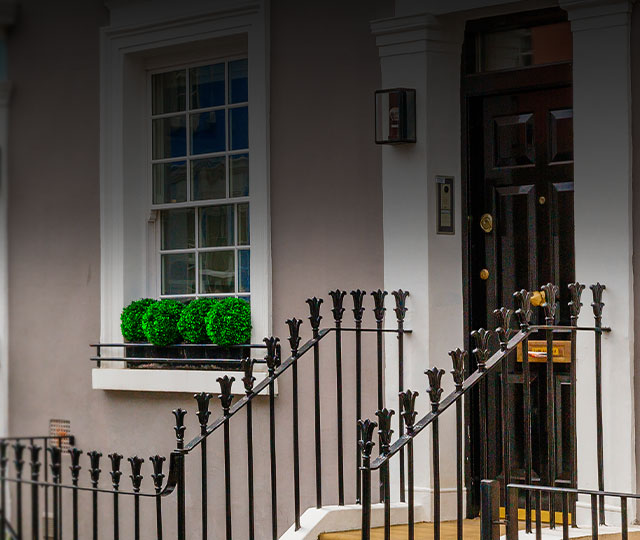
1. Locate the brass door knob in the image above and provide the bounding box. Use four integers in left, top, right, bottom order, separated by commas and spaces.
480, 269, 490, 280
531, 290, 546, 307
480, 213, 493, 233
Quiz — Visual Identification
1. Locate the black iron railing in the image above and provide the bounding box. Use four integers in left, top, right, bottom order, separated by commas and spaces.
359, 282, 609, 540
1, 288, 410, 540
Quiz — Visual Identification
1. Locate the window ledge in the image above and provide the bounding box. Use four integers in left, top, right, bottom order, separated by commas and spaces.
92, 368, 275, 395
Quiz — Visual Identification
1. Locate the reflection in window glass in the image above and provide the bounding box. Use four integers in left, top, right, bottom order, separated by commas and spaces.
229, 107, 248, 150
200, 205, 234, 248
152, 70, 186, 115
153, 116, 186, 159
200, 251, 235, 293
191, 111, 226, 155
230, 153, 249, 197
229, 59, 248, 103
192, 157, 226, 200
237, 203, 249, 246
190, 63, 225, 109
153, 161, 187, 204
161, 209, 195, 250
239, 249, 250, 292
162, 253, 195, 295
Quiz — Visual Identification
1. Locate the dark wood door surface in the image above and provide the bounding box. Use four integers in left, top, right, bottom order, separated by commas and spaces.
467, 84, 575, 510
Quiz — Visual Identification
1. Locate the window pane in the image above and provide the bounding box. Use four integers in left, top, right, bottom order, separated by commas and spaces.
229, 59, 248, 103
190, 63, 225, 109
230, 153, 249, 197
238, 203, 249, 246
200, 251, 235, 293
153, 161, 187, 204
191, 111, 226, 154
153, 116, 186, 159
200, 205, 234, 247
191, 157, 226, 200
162, 253, 195, 295
152, 70, 186, 115
229, 107, 248, 150
239, 249, 250, 292
161, 208, 195, 250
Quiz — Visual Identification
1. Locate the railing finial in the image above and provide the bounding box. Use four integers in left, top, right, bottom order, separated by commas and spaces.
264, 336, 281, 373
358, 419, 377, 460
350, 289, 366, 323
107, 452, 122, 489
47, 445, 62, 480
399, 390, 419, 433
150, 455, 166, 493
29, 443, 41, 480
194, 392, 213, 434
449, 348, 467, 390
426, 367, 445, 411
514, 289, 534, 328
128, 456, 144, 492
591, 282, 606, 320
285, 318, 303, 356
568, 282, 586, 322
87, 450, 102, 487
541, 283, 560, 324
306, 297, 323, 330
13, 441, 25, 475
494, 307, 514, 349
471, 328, 492, 372
329, 289, 346, 323
217, 375, 236, 413
172, 408, 187, 449
392, 290, 410, 322
240, 357, 256, 395
371, 289, 388, 323
375, 409, 395, 454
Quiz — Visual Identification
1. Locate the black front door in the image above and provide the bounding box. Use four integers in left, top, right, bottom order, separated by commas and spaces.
466, 81, 575, 513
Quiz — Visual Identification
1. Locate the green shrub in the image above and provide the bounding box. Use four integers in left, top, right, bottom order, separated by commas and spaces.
178, 297, 218, 344
121, 299, 156, 342
142, 299, 185, 346
205, 297, 251, 346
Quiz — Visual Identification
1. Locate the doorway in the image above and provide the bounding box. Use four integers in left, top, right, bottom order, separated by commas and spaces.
462, 9, 575, 516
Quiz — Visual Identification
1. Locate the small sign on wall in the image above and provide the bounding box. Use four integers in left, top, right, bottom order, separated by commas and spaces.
436, 176, 455, 235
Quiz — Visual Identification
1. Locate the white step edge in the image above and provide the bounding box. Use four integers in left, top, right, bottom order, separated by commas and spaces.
503, 524, 640, 540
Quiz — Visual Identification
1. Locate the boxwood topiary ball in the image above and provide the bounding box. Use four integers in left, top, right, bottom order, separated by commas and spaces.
121, 298, 156, 342
178, 297, 218, 344
205, 297, 252, 346
142, 299, 185, 346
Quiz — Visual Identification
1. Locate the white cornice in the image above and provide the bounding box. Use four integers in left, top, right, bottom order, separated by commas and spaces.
559, 0, 634, 31
371, 13, 464, 57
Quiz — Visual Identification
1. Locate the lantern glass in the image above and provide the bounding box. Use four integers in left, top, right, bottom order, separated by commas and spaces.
375, 88, 416, 144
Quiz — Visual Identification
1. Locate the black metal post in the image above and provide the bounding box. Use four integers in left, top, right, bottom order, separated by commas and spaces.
376, 408, 394, 540
29, 443, 40, 540
307, 297, 323, 509
358, 419, 376, 540
128, 456, 144, 540
265, 337, 280, 540
480, 480, 500, 540
218, 375, 235, 540
393, 290, 409, 504
70, 448, 83, 540
0, 440, 7, 540
241, 357, 257, 540
173, 408, 187, 540
471, 328, 491, 480
372, 289, 387, 502
427, 367, 445, 540
150, 455, 166, 540
591, 283, 606, 525
195, 391, 212, 540
330, 290, 346, 505
286, 318, 302, 530
14, 441, 25, 540
450, 348, 466, 540
351, 290, 366, 504
88, 450, 102, 540
400, 390, 418, 540
47, 446, 61, 540
506, 486, 518, 540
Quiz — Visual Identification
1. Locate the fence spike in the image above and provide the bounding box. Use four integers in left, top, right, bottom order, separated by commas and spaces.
426, 367, 445, 411
285, 318, 303, 355
591, 283, 606, 319
449, 349, 467, 390
399, 390, 419, 433
568, 282, 586, 321
514, 289, 534, 328
329, 290, 346, 322
150, 455, 166, 493
392, 290, 410, 322
88, 451, 102, 487
471, 329, 492, 372
194, 392, 213, 434
107, 453, 122, 489
240, 357, 256, 394
172, 409, 187, 449
541, 283, 560, 323
128, 456, 144, 492
350, 290, 366, 322
494, 307, 514, 349
358, 419, 377, 459
371, 289, 388, 322
306, 297, 323, 330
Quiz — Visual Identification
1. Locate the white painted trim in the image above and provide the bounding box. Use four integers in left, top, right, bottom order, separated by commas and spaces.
92, 368, 274, 395
0, 80, 10, 437
279, 502, 426, 540
99, 1, 271, 392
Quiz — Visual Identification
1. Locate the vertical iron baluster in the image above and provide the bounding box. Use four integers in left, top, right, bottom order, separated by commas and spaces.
506, 486, 518, 540
591, 283, 606, 525
306, 298, 323, 508
173, 408, 187, 540
568, 282, 584, 525
351, 290, 366, 504
128, 456, 144, 540
218, 375, 235, 540
542, 283, 559, 528
450, 349, 467, 540
535, 490, 542, 540
70, 449, 82, 540
108, 452, 122, 540
591, 493, 598, 540
56, 438, 62, 539
29, 442, 40, 540
47, 446, 61, 540
265, 337, 280, 540
43, 439, 48, 540
372, 289, 387, 502
427, 367, 445, 540
241, 358, 256, 540
0, 440, 7, 540
358, 420, 377, 540
88, 450, 102, 540
471, 328, 491, 480
330, 289, 346, 506
14, 441, 25, 540
393, 290, 409, 503
400, 390, 418, 540
495, 307, 514, 519
195, 391, 212, 540
376, 409, 394, 540
515, 289, 534, 533
621, 496, 628, 540
562, 491, 569, 540
150, 455, 166, 540
286, 319, 302, 530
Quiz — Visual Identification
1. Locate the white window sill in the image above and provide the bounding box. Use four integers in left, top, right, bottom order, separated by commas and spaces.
92, 368, 275, 395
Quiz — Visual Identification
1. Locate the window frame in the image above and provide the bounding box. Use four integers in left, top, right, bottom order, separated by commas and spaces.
98, 2, 271, 386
